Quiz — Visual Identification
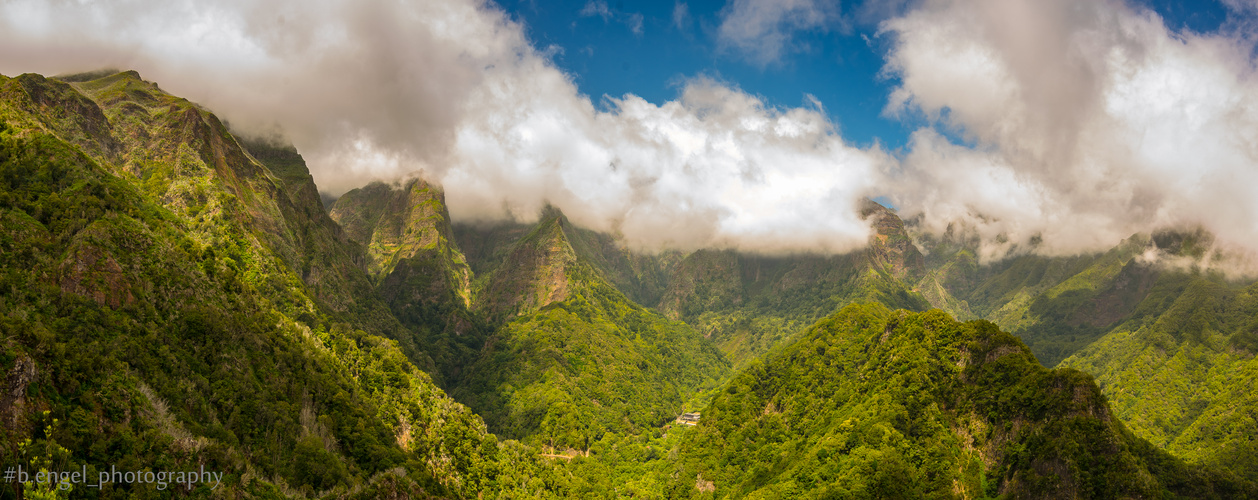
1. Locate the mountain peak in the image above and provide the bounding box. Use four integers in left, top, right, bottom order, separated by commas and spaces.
862, 197, 925, 280
475, 211, 582, 322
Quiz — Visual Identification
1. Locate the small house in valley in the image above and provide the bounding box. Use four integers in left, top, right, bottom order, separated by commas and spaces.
676, 412, 701, 426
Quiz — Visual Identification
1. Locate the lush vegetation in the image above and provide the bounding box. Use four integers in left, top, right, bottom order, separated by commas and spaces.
329, 179, 483, 386
656, 202, 932, 369
663, 304, 1251, 498
914, 225, 1258, 485
452, 213, 730, 450
0, 71, 560, 498
1062, 273, 1258, 483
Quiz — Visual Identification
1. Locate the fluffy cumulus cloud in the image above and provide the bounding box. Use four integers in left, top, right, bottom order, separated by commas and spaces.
445, 75, 881, 252
0, 0, 881, 254
880, 0, 1258, 264
5, 0, 1258, 261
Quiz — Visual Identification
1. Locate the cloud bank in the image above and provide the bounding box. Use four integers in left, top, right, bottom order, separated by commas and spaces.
1, 0, 1257, 262
881, 0, 1258, 263
0, 0, 881, 254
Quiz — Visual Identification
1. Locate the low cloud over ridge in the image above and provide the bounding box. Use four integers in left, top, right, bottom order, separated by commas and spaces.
881, 0, 1258, 263
0, 0, 882, 254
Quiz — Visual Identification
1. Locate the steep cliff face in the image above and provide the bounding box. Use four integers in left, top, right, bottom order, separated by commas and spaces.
471, 209, 580, 323
330, 179, 470, 292
329, 178, 479, 381
330, 178, 472, 308
860, 199, 925, 280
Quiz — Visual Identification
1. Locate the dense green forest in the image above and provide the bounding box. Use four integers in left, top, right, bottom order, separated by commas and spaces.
450, 212, 729, 449
664, 304, 1249, 498
2, 69, 1256, 498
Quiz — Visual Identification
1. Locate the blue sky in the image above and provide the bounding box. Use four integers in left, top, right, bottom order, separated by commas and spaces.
498, 0, 1237, 153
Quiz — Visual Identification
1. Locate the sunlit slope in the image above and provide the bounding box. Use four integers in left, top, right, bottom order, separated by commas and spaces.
44, 70, 436, 371
664, 304, 1252, 498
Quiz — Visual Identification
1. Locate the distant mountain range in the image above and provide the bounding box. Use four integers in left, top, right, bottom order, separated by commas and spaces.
1, 70, 1254, 498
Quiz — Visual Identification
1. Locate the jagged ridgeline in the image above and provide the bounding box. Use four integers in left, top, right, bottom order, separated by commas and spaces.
660, 304, 1252, 498
0, 70, 556, 497
328, 183, 731, 450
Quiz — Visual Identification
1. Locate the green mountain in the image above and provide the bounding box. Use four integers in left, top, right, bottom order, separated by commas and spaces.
657, 200, 931, 368
913, 224, 1258, 484
1061, 272, 1258, 483
916, 233, 1154, 367
452, 210, 730, 449
664, 303, 1251, 498
454, 209, 679, 317
0, 70, 556, 498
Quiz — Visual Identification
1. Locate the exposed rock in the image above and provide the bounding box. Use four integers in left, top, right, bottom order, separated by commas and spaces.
0, 357, 36, 426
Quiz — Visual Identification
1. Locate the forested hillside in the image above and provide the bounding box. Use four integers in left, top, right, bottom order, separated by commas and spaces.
0, 70, 558, 498
912, 222, 1258, 484
1062, 274, 1258, 483
656, 201, 932, 368
664, 304, 1251, 498
442, 209, 730, 449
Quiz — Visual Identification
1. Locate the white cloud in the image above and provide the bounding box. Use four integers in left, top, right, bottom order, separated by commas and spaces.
7, 0, 1256, 262
880, 0, 1258, 264
0, 0, 880, 254
1222, 0, 1258, 13
717, 0, 841, 65
627, 12, 645, 35
444, 75, 882, 252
